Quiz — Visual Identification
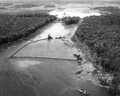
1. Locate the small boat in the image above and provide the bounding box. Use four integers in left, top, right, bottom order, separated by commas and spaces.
73, 54, 82, 61
78, 89, 89, 95
48, 34, 53, 40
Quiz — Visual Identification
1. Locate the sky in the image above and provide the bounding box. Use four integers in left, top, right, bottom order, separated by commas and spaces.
0, 0, 119, 3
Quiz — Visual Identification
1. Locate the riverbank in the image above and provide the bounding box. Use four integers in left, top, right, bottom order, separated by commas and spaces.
72, 8, 120, 95
72, 33, 113, 88
0, 13, 56, 46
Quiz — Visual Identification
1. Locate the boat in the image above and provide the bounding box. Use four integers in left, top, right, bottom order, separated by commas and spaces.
73, 54, 82, 61
48, 34, 53, 40
78, 89, 89, 95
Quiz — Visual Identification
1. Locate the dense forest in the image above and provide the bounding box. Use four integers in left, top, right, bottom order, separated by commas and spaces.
61, 16, 80, 25
0, 13, 56, 46
93, 6, 120, 14
73, 8, 120, 94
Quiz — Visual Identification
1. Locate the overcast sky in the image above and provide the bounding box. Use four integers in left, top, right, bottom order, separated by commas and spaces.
0, 0, 119, 3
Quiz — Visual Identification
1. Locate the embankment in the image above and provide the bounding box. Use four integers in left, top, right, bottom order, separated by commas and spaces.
72, 12, 120, 94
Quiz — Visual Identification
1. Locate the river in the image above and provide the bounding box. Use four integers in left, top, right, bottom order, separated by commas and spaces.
0, 3, 115, 96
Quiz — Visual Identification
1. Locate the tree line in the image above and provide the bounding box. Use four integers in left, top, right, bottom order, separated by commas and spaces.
74, 10, 120, 94
61, 16, 80, 25
0, 13, 56, 46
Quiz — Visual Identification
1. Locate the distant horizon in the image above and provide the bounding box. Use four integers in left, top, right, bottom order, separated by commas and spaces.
0, 0, 120, 3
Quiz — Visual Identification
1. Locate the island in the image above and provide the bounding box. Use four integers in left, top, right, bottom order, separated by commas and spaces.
0, 13, 56, 46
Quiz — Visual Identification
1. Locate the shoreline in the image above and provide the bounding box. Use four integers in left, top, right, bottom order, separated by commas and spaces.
71, 33, 113, 89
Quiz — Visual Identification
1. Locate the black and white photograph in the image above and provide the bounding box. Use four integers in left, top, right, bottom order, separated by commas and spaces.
0, 0, 120, 96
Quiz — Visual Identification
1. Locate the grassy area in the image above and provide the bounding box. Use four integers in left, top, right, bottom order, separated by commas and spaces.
0, 13, 56, 46
73, 7, 120, 94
